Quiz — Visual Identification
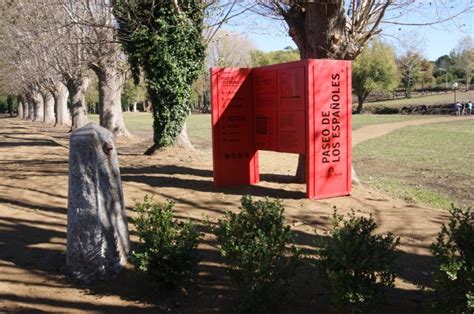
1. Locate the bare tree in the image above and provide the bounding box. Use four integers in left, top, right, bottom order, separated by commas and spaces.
0, 1, 77, 126
60, 0, 130, 137
398, 51, 423, 98
207, 29, 256, 67
1, 0, 129, 134
454, 36, 474, 91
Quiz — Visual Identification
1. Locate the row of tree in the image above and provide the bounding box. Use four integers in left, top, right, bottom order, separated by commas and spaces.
353, 36, 474, 113
0, 0, 131, 136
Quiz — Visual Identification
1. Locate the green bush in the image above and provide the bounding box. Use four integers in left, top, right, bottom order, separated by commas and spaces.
131, 196, 201, 288
316, 209, 400, 312
215, 195, 300, 312
429, 205, 473, 313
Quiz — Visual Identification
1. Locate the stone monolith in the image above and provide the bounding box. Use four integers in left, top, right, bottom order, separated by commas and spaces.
67, 123, 130, 282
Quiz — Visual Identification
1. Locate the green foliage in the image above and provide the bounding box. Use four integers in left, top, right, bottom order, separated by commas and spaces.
215, 196, 301, 312
316, 209, 400, 312
419, 59, 435, 90
0, 95, 8, 113
131, 196, 202, 288
429, 206, 473, 313
85, 81, 99, 114
0, 95, 17, 113
114, 1, 206, 149
250, 47, 300, 67
353, 39, 399, 113
121, 77, 146, 109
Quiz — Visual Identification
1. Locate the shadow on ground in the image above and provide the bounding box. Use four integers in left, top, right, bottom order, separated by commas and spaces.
121, 164, 306, 200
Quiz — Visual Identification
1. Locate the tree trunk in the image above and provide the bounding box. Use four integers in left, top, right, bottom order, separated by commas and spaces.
284, 2, 359, 184
22, 95, 30, 120
132, 101, 137, 112
94, 67, 130, 138
17, 100, 23, 118
32, 91, 44, 122
466, 72, 471, 91
53, 81, 71, 126
67, 77, 90, 131
42, 91, 56, 124
144, 98, 152, 112
175, 121, 194, 149
356, 94, 366, 114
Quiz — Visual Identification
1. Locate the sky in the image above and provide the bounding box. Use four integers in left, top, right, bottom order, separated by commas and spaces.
222, 2, 473, 61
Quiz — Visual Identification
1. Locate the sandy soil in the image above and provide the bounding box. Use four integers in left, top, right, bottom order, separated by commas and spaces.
0, 114, 470, 313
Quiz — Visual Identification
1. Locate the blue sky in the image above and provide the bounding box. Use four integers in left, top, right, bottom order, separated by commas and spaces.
223, 3, 473, 61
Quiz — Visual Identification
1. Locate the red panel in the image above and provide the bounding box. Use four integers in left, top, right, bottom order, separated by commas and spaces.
307, 60, 352, 199
211, 68, 259, 186
278, 67, 305, 112
253, 66, 306, 154
211, 59, 352, 200
253, 70, 278, 151
277, 110, 305, 153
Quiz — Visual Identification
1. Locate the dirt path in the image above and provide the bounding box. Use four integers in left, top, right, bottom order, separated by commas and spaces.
0, 115, 468, 313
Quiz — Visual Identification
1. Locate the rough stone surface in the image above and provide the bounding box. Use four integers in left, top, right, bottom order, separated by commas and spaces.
67, 123, 130, 282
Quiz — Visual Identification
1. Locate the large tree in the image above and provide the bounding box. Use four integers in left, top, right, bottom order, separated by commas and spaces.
60, 0, 131, 137
258, 1, 391, 181
113, 0, 206, 153
207, 29, 255, 67
353, 39, 398, 113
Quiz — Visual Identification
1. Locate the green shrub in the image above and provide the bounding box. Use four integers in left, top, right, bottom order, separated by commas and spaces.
131, 196, 201, 288
215, 195, 301, 312
429, 205, 473, 313
316, 209, 400, 312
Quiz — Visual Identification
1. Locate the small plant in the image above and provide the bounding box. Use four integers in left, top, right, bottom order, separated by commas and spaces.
315, 209, 400, 312
215, 195, 300, 312
131, 195, 201, 288
429, 205, 473, 313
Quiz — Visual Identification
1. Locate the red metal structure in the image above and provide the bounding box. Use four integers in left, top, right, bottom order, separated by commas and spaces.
211, 59, 351, 199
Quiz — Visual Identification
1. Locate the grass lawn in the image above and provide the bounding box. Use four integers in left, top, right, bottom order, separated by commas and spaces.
89, 112, 154, 135
354, 119, 474, 209
351, 114, 437, 130
90, 112, 441, 138
362, 90, 474, 109
89, 112, 212, 149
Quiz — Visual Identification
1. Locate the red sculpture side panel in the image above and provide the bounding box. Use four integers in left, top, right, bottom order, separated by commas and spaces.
307, 60, 352, 199
277, 67, 306, 154
211, 68, 259, 186
253, 69, 278, 151
253, 64, 306, 154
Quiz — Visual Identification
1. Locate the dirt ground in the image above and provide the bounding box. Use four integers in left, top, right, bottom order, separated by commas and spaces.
0, 114, 470, 313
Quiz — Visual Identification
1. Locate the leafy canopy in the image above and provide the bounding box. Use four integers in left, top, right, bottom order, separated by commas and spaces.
353, 40, 398, 101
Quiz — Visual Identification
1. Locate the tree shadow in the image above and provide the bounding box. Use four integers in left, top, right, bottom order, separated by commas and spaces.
122, 165, 213, 178
0, 140, 62, 147
0, 196, 439, 313
121, 164, 306, 200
